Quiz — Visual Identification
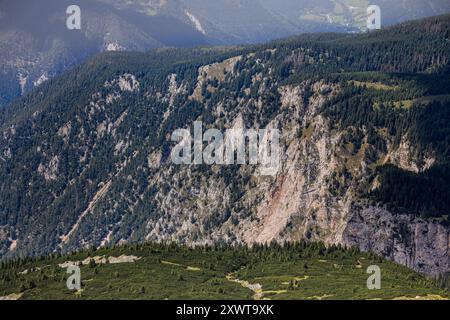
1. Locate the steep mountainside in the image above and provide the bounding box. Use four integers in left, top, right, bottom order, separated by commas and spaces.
0, 15, 449, 276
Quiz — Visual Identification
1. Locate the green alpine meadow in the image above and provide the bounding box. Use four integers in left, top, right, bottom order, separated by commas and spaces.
0, 242, 448, 300
0, 1, 450, 302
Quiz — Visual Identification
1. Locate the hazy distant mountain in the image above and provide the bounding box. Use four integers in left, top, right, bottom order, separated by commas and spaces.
258, 0, 450, 30
102, 0, 450, 43
100, 0, 356, 45
0, 0, 207, 107
103, 0, 450, 41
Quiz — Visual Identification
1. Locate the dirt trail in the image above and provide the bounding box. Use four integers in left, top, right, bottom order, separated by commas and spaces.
161, 260, 201, 271
226, 273, 265, 300
392, 294, 448, 300
0, 293, 22, 300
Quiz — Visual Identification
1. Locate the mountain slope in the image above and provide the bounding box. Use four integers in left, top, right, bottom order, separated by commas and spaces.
0, 15, 449, 276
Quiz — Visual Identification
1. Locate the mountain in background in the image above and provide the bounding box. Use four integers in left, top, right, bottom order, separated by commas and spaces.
258, 0, 450, 31
2, 0, 450, 107
1, 14, 449, 277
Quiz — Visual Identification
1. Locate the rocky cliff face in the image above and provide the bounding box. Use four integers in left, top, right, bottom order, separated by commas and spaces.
343, 206, 449, 276
53, 65, 448, 276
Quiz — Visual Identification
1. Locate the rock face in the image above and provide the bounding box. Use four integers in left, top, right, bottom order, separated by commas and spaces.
127, 73, 449, 276
2, 58, 449, 277
343, 207, 449, 276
